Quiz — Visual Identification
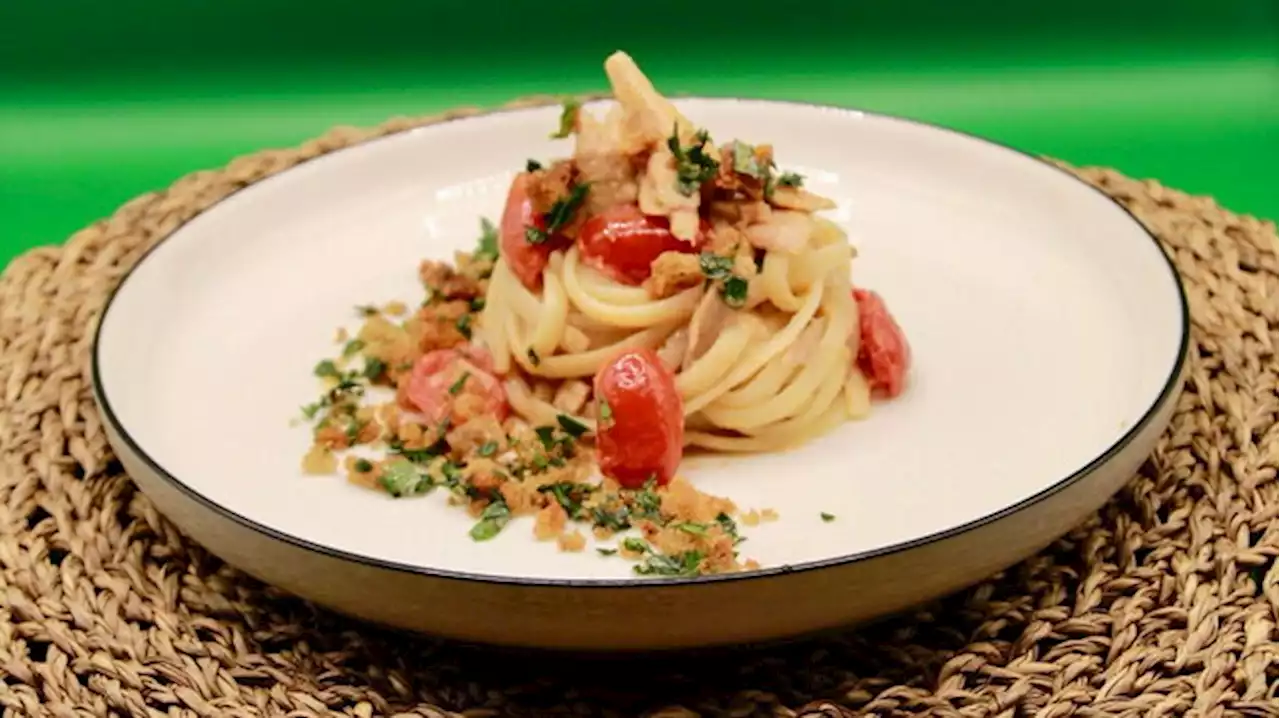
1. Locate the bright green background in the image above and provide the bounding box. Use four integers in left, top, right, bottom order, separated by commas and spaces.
1, 1, 1275, 268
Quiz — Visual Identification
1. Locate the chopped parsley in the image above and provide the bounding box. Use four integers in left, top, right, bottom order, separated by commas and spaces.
722, 276, 749, 308
597, 547, 618, 556
820, 512, 836, 522
300, 400, 327, 420
628, 481, 663, 520
591, 504, 632, 532
469, 297, 486, 312
378, 459, 433, 498
776, 171, 804, 188
598, 399, 614, 427
525, 158, 544, 172
667, 125, 719, 196
474, 217, 499, 262
455, 313, 473, 340
353, 458, 374, 473
674, 521, 708, 536
469, 499, 512, 541
556, 414, 590, 438
539, 482, 593, 519
344, 419, 364, 444
526, 182, 590, 245
635, 550, 705, 577
477, 441, 499, 457
362, 357, 386, 381
699, 252, 749, 308
730, 140, 767, 179
534, 425, 557, 451
716, 512, 743, 544
622, 537, 650, 554
448, 371, 470, 395
550, 98, 580, 139
313, 360, 339, 378
387, 429, 449, 463
698, 252, 734, 280
342, 339, 366, 357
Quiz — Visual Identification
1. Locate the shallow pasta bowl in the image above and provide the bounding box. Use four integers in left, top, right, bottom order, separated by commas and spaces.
91, 97, 1188, 651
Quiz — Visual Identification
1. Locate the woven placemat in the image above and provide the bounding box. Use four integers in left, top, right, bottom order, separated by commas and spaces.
1, 100, 1277, 718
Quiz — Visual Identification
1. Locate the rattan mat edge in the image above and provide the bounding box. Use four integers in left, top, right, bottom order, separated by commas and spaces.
0, 98, 1277, 718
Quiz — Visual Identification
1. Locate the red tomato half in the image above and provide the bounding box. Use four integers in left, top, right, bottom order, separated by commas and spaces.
403, 348, 509, 426
577, 204, 702, 285
592, 347, 685, 488
499, 173, 568, 291
852, 288, 911, 399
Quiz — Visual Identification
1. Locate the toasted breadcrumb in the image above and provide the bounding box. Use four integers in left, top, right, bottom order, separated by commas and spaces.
646, 252, 703, 299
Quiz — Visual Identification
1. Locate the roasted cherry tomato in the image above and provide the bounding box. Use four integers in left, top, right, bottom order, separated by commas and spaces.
577, 204, 702, 285
852, 288, 911, 399
402, 348, 509, 426
592, 347, 684, 488
499, 173, 568, 291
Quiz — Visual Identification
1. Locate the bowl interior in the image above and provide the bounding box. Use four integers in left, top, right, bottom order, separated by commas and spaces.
94, 99, 1186, 582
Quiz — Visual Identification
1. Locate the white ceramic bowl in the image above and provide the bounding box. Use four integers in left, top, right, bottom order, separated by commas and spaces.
92, 99, 1188, 650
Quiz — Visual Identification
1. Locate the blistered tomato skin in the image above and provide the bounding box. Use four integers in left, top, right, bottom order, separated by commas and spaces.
592, 348, 685, 488
402, 348, 509, 425
577, 204, 702, 285
499, 173, 568, 291
852, 288, 911, 399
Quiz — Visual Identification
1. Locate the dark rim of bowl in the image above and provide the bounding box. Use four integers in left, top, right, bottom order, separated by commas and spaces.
90, 97, 1192, 589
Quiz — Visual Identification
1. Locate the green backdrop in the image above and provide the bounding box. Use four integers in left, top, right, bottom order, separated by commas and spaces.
1, 0, 1275, 268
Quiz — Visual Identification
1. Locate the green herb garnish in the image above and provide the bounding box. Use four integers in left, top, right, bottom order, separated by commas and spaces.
534, 426, 557, 451
344, 419, 364, 444
314, 359, 339, 378
342, 339, 366, 357
379, 459, 432, 498
730, 140, 766, 179
591, 504, 632, 532
301, 400, 328, 420
469, 296, 486, 312
635, 550, 705, 577
448, 371, 470, 395
556, 414, 590, 438
597, 548, 618, 556
524, 182, 590, 245
550, 98, 581, 139
622, 537, 650, 554
387, 433, 449, 463
525, 159, 544, 172
477, 441, 499, 457
455, 313, 473, 340
355, 304, 379, 317
716, 512, 742, 543
469, 499, 511, 541
539, 482, 592, 518
674, 521, 708, 536
353, 458, 374, 473
820, 512, 836, 522
474, 217, 499, 261
722, 276, 749, 308
667, 125, 719, 196
776, 171, 804, 188
363, 357, 386, 380
698, 252, 734, 280
598, 399, 614, 426
630, 481, 663, 520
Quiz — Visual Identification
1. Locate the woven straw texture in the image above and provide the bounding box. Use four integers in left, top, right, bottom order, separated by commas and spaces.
1, 101, 1277, 718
